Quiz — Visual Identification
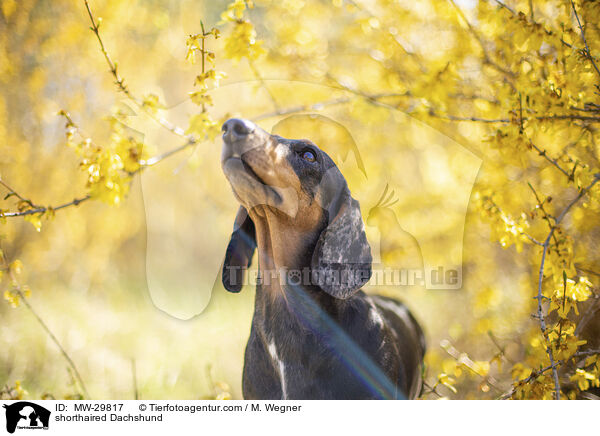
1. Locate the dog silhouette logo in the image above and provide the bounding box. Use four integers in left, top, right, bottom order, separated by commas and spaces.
2, 402, 50, 433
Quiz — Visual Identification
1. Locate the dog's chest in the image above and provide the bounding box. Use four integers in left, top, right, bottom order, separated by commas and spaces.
243, 298, 394, 400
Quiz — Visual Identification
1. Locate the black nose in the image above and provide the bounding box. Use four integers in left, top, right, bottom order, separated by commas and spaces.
222, 118, 255, 140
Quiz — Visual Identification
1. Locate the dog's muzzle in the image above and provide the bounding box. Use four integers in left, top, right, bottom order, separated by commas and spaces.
222, 118, 256, 144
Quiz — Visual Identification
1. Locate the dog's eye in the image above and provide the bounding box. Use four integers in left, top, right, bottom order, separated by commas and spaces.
301, 150, 316, 162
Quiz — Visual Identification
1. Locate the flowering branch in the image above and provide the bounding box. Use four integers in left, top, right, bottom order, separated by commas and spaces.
571, 0, 600, 82
534, 174, 600, 399
1, 250, 90, 398
84, 0, 198, 146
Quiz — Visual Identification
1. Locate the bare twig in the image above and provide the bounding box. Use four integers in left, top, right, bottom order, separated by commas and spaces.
2, 257, 90, 399
431, 113, 600, 123
492, 0, 516, 15
528, 142, 571, 179
487, 331, 516, 365
421, 381, 443, 398
0, 179, 41, 210
1, 196, 90, 218
528, 0, 534, 21
440, 339, 504, 393
1, 173, 89, 218
576, 265, 600, 277
534, 174, 600, 399
252, 91, 408, 122
248, 59, 280, 112
571, 1, 600, 81
449, 0, 516, 80
555, 175, 600, 225
526, 182, 561, 251
536, 229, 563, 400
131, 359, 139, 400
252, 97, 352, 121
140, 139, 196, 167
574, 349, 600, 357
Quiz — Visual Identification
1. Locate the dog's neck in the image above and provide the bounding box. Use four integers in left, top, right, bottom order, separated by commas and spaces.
247, 207, 325, 297
245, 208, 350, 353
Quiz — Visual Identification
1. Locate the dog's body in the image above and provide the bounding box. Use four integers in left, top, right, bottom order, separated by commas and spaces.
243, 289, 425, 400
220, 118, 425, 400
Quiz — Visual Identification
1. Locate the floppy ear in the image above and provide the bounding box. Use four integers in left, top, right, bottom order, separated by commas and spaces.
311, 186, 372, 299
222, 206, 256, 293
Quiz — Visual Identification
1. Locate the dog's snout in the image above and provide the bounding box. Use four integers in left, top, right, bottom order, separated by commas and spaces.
222, 118, 255, 141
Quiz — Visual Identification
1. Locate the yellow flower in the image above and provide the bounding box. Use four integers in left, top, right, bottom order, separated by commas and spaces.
186, 112, 220, 140
570, 369, 599, 391
223, 21, 266, 63
220, 0, 249, 23
550, 277, 592, 317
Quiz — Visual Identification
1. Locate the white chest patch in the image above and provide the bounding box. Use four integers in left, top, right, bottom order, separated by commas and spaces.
267, 339, 288, 399
366, 298, 385, 328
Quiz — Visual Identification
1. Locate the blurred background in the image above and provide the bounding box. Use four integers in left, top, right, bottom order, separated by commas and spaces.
1, 0, 598, 399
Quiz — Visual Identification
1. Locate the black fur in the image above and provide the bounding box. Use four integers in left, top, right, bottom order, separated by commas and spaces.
222, 123, 425, 399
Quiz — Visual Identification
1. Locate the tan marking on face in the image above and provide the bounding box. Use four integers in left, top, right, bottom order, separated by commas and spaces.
222, 126, 329, 297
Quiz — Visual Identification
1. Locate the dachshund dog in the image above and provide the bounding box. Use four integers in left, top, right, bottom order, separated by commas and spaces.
220, 118, 425, 400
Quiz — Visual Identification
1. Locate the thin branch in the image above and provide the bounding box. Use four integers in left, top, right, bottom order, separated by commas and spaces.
574, 294, 600, 336
487, 331, 516, 365
3, 258, 90, 399
421, 381, 443, 398
575, 265, 600, 277
534, 174, 600, 399
440, 339, 504, 393
490, 0, 573, 49
574, 349, 600, 357
482, 196, 544, 246
251, 97, 353, 121
248, 59, 280, 112
0, 179, 41, 210
449, 0, 516, 80
431, 113, 600, 123
131, 359, 139, 400
528, 141, 571, 178
499, 360, 562, 399
528, 0, 534, 21
84, 0, 198, 144
536, 227, 563, 400
2, 90, 405, 218
555, 175, 600, 225
1, 172, 89, 218
526, 182, 560, 250
1, 196, 90, 218
493, 0, 516, 15
140, 139, 196, 167
571, 0, 600, 81
344, 0, 427, 71
523, 233, 544, 246
251, 91, 408, 122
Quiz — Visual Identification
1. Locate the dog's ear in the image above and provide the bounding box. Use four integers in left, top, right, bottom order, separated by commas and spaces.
312, 175, 372, 299
222, 206, 256, 293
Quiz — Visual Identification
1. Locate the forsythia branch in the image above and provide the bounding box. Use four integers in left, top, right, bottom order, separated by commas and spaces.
84, 0, 198, 146
1, 196, 90, 218
535, 174, 600, 399
571, 0, 600, 82
1, 252, 90, 399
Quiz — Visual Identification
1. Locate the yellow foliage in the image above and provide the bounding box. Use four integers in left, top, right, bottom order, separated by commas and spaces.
1, 0, 599, 400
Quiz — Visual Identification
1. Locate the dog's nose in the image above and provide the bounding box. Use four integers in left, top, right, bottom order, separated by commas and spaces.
222, 118, 255, 141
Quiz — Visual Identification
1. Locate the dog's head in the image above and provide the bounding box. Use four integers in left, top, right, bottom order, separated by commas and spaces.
221, 118, 372, 299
